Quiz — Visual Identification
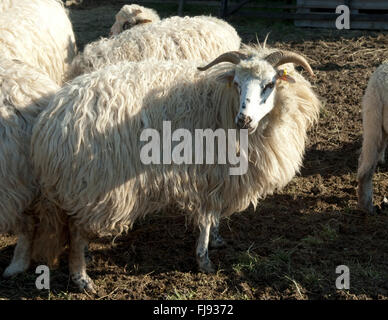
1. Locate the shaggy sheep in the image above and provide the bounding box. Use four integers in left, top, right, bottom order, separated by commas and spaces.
0, 0, 77, 85
109, 4, 160, 36
32, 46, 320, 292
357, 61, 388, 213
0, 58, 59, 278
69, 15, 241, 78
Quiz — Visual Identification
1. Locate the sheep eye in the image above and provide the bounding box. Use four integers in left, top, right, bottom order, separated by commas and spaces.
122, 21, 131, 30
264, 82, 275, 92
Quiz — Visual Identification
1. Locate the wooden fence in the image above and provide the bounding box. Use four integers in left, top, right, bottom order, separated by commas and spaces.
128, 1, 388, 30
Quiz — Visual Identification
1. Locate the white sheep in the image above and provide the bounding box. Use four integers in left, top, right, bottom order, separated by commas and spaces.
69, 15, 241, 78
31, 46, 320, 292
109, 4, 160, 36
0, 58, 59, 278
357, 61, 388, 213
0, 0, 77, 85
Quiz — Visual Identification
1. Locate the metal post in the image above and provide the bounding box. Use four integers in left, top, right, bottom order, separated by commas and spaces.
178, 0, 186, 16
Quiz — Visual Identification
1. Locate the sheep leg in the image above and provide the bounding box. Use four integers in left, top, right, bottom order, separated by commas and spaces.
196, 215, 215, 273
210, 217, 226, 249
378, 139, 387, 164
357, 134, 387, 213
68, 218, 96, 294
3, 216, 34, 278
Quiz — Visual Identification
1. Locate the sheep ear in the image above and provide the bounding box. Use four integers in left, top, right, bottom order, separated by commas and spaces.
216, 71, 235, 85
276, 69, 295, 83
137, 19, 152, 24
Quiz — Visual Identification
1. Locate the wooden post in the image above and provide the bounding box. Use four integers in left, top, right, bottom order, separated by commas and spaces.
220, 0, 228, 18
178, 0, 185, 16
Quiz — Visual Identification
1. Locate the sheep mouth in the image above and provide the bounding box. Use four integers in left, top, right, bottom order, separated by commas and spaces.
236, 118, 257, 134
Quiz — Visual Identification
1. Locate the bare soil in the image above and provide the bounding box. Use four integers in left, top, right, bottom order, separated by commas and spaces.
0, 2, 388, 300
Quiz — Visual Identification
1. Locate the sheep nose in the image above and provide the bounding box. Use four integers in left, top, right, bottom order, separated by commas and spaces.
236, 113, 252, 129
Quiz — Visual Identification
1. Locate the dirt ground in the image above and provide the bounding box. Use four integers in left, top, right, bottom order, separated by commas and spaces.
0, 2, 388, 300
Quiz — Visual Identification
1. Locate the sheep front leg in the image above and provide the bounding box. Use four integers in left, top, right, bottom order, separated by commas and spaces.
69, 218, 96, 294
3, 216, 34, 278
357, 163, 376, 214
196, 215, 215, 273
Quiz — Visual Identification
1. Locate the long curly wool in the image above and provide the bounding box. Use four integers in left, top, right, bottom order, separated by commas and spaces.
32, 46, 320, 264
0, 58, 59, 234
0, 0, 13, 12
0, 0, 77, 85
110, 4, 160, 35
69, 15, 241, 78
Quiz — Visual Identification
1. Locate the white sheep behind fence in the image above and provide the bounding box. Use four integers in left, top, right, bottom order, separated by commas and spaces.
69, 15, 241, 78
109, 4, 160, 36
0, 0, 77, 85
358, 61, 388, 213
0, 58, 59, 278
32, 46, 320, 293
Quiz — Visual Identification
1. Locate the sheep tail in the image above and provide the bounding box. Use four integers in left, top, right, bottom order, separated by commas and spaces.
31, 196, 69, 269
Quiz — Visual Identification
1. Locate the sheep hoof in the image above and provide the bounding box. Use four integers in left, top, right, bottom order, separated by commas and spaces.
357, 201, 375, 215
2, 262, 29, 278
71, 273, 96, 294
197, 257, 215, 274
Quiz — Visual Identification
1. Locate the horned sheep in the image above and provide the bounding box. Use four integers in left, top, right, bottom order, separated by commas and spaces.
32, 46, 320, 292
0, 0, 77, 85
109, 4, 160, 36
69, 15, 241, 78
0, 58, 59, 278
357, 61, 388, 213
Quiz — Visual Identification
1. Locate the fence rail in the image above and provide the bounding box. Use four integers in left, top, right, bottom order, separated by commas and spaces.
127, 0, 388, 30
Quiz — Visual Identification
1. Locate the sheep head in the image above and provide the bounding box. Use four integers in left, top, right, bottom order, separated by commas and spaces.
198, 50, 314, 133
110, 5, 153, 36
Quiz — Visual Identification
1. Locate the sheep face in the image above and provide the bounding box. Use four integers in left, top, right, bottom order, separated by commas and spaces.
110, 5, 154, 36
233, 60, 278, 133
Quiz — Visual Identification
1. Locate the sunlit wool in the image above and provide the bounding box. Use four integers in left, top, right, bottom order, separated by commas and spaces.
0, 0, 77, 85
0, 0, 13, 12
0, 58, 59, 277
69, 15, 241, 78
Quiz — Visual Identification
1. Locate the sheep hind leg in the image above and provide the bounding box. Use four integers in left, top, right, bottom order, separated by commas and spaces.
358, 132, 388, 213
68, 218, 96, 294
3, 215, 34, 278
210, 217, 226, 249
196, 215, 215, 273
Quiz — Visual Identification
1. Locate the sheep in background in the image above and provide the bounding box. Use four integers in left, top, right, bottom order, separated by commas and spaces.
109, 4, 160, 36
357, 61, 388, 213
32, 46, 320, 293
69, 15, 241, 78
0, 0, 77, 85
0, 58, 59, 278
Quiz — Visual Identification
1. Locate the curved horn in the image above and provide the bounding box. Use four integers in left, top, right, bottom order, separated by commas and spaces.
198, 51, 248, 71
265, 50, 315, 77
